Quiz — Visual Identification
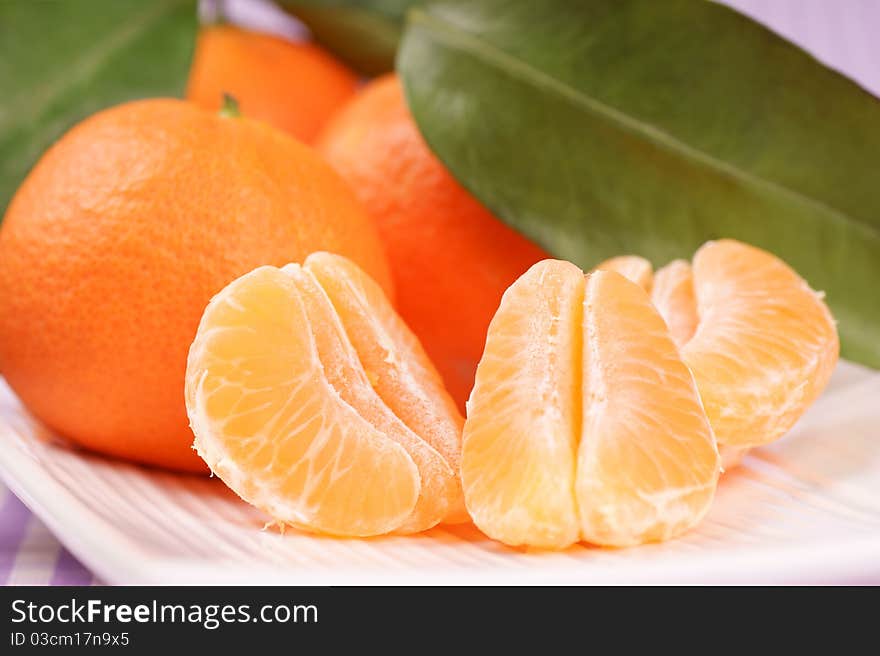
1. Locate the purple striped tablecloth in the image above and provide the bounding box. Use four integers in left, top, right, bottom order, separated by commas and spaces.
1, 0, 878, 586
1, 484, 98, 585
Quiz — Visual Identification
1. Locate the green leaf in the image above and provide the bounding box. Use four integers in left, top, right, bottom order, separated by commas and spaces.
280, 0, 419, 75
398, 0, 880, 368
0, 0, 197, 216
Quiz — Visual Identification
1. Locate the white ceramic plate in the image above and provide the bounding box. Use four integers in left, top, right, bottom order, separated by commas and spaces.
1, 363, 879, 585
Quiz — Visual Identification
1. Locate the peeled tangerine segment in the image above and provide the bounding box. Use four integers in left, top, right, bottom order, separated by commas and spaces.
186, 267, 417, 536
461, 261, 719, 549
578, 271, 719, 546
305, 252, 467, 522
682, 240, 839, 448
461, 260, 584, 549
283, 263, 457, 533
651, 259, 745, 468
186, 255, 464, 537
594, 255, 653, 292
651, 259, 698, 348
596, 255, 697, 348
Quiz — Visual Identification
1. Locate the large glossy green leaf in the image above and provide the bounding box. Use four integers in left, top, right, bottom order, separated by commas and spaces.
0, 0, 196, 215
398, 0, 880, 368
280, 0, 419, 75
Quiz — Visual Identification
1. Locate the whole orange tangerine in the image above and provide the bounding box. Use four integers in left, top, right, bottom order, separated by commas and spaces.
0, 98, 392, 472
187, 25, 359, 144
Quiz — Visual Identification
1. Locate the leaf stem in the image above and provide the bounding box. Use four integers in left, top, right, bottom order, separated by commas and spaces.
219, 93, 241, 118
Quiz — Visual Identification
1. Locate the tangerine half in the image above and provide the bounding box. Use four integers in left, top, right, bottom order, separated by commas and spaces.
186, 253, 463, 536
461, 261, 719, 548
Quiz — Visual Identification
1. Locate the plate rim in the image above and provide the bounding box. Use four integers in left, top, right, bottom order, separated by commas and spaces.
2, 420, 879, 585
3, 364, 880, 585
